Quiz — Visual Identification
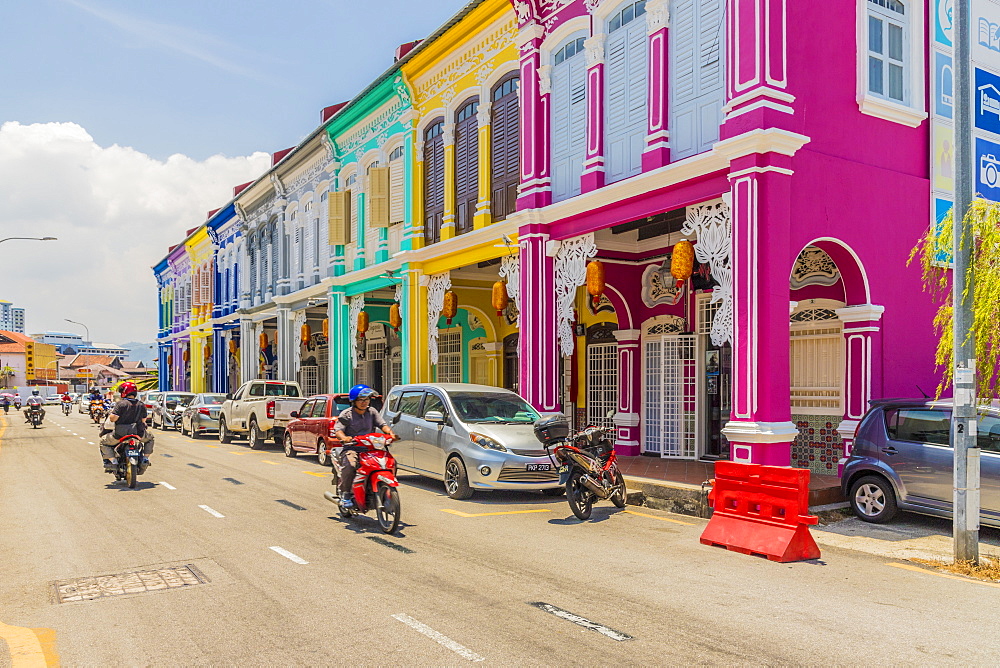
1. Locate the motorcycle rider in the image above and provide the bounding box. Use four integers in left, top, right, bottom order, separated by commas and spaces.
87, 386, 103, 418
61, 392, 73, 414
100, 381, 154, 473
333, 384, 396, 508
0, 395, 10, 415
23, 390, 45, 423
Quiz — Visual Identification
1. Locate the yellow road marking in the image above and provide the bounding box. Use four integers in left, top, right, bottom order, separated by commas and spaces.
886, 562, 1000, 589
228, 451, 246, 455
303, 471, 331, 477
203, 444, 219, 449
623, 509, 695, 526
441, 508, 551, 518
0, 415, 7, 453
260, 460, 281, 465
0, 620, 59, 667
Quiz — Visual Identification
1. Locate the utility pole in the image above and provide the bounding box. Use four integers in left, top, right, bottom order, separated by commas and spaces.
952, 0, 979, 563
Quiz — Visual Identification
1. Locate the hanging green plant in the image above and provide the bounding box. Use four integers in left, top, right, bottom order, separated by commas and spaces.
910, 198, 1000, 397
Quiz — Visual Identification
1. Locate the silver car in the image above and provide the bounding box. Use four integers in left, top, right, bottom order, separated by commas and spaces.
179, 393, 227, 438
383, 383, 564, 500
151, 392, 195, 430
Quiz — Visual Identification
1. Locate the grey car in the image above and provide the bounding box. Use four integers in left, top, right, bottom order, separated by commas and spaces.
841, 398, 1000, 527
383, 383, 565, 500
179, 393, 226, 438
151, 392, 195, 430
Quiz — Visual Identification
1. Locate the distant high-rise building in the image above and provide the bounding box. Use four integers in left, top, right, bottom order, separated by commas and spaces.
0, 301, 25, 333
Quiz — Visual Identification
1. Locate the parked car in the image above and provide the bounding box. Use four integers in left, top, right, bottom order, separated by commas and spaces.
842, 398, 1000, 527
142, 391, 162, 413
381, 383, 565, 499
76, 394, 93, 414
44, 395, 62, 405
218, 380, 304, 449
282, 394, 355, 465
151, 392, 196, 430
179, 393, 227, 438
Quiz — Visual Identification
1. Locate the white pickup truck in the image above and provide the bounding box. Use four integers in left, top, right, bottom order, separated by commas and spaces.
218, 380, 307, 449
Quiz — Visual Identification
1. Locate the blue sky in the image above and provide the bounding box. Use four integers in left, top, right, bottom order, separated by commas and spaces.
2, 0, 462, 160
0, 0, 468, 346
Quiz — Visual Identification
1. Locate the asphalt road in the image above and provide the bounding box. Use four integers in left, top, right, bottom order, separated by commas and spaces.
2, 410, 1000, 666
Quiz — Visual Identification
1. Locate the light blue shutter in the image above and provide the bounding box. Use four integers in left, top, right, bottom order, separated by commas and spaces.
695, 0, 724, 151
669, 0, 723, 159
551, 42, 588, 203
606, 16, 649, 183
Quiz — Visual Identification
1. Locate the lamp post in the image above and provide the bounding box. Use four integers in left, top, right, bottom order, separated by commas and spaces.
64, 319, 90, 344
0, 237, 57, 245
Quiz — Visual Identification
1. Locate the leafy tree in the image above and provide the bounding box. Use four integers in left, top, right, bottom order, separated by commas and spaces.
911, 198, 1000, 397
0, 366, 14, 388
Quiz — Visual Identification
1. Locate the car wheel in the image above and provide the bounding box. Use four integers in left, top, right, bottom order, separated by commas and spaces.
283, 433, 297, 458
190, 421, 199, 439
541, 487, 565, 497
317, 441, 331, 467
444, 457, 474, 500
850, 475, 898, 524
219, 418, 232, 444
179, 420, 187, 436
248, 420, 265, 450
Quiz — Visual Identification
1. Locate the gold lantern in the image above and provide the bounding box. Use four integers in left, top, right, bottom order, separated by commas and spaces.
228, 339, 237, 355
300, 322, 311, 344
259, 332, 268, 350
491, 281, 509, 317
204, 344, 211, 361
586, 259, 606, 308
671, 240, 695, 289
357, 310, 370, 340
167, 353, 173, 366
182, 348, 190, 363
389, 303, 402, 332
442, 290, 458, 325
322, 318, 329, 339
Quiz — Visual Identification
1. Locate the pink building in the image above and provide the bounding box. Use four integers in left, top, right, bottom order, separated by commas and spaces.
510, 0, 938, 475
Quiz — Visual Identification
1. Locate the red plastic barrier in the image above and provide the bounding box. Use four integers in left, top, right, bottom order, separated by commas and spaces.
699, 461, 820, 563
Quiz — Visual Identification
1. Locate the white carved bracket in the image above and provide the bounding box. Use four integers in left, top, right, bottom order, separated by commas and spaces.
349, 295, 365, 370
427, 272, 452, 365
293, 311, 307, 372
554, 233, 597, 357
498, 254, 521, 324
681, 200, 732, 346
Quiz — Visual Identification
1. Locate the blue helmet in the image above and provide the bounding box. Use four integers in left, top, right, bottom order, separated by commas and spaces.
348, 384, 377, 402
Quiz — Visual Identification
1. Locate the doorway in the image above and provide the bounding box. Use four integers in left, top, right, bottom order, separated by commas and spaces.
642, 316, 696, 458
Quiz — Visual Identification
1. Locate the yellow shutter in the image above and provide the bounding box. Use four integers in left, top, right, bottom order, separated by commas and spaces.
327, 191, 348, 245
368, 167, 390, 228
389, 158, 404, 225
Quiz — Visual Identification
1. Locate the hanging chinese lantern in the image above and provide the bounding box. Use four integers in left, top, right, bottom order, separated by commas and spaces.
259, 332, 268, 350
671, 240, 694, 289
204, 345, 211, 361
228, 339, 237, 355
357, 310, 370, 341
167, 353, 173, 366
389, 303, 402, 332
322, 318, 329, 339
182, 348, 190, 363
586, 259, 605, 308
300, 322, 311, 344
442, 290, 458, 325
491, 281, 509, 317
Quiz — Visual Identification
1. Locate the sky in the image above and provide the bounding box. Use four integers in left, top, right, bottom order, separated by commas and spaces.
0, 0, 464, 345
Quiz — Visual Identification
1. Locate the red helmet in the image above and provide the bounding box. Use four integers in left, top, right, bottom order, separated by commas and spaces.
119, 382, 138, 397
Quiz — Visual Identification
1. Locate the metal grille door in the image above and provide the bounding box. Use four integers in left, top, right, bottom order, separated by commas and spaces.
644, 334, 697, 458
586, 342, 618, 428
437, 330, 462, 383
299, 367, 320, 397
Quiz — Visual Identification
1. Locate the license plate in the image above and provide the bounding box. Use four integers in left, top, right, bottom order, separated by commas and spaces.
526, 463, 552, 472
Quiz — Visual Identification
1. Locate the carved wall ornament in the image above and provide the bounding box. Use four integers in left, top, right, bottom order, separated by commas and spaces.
554, 233, 598, 357
426, 272, 452, 365
270, 173, 286, 198
790, 308, 839, 323
641, 256, 681, 308
645, 315, 687, 336
468, 314, 484, 333
498, 254, 521, 322
442, 123, 455, 147
413, 20, 516, 107
514, 1, 535, 23
790, 246, 841, 290
393, 74, 411, 104
645, 0, 670, 31
585, 0, 603, 13
681, 199, 732, 346
537, 64, 552, 95
584, 35, 605, 67
349, 295, 365, 370
476, 104, 492, 127
293, 311, 308, 371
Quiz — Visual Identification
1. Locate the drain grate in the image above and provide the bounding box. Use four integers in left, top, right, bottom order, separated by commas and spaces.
53, 564, 207, 603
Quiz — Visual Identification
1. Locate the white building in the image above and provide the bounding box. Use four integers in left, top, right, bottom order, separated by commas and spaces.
0, 301, 25, 333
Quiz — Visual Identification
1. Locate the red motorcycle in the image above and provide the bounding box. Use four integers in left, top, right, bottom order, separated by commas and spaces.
537, 417, 626, 520
323, 432, 401, 534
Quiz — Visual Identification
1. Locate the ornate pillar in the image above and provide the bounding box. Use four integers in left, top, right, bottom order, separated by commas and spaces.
239, 318, 255, 384
518, 225, 559, 411
409, 132, 426, 251
613, 328, 641, 455
212, 326, 226, 393
441, 124, 457, 240
291, 310, 307, 385
643, 0, 671, 170
348, 295, 365, 377
582, 35, 606, 192
516, 24, 551, 209
482, 342, 503, 387
354, 173, 368, 271
329, 288, 351, 392
189, 335, 206, 394
836, 304, 885, 469
474, 104, 493, 229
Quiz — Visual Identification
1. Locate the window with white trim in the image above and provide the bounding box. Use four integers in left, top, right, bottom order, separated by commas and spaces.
867, 0, 906, 104
856, 0, 926, 126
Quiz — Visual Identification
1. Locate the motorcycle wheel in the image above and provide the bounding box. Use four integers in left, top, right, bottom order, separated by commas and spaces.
566, 470, 594, 520
126, 459, 138, 489
376, 483, 401, 534
610, 469, 627, 508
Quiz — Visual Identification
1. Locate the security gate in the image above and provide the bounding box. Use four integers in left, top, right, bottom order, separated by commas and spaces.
586, 342, 618, 429
643, 332, 697, 458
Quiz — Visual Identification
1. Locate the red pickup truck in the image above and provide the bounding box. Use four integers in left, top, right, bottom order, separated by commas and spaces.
281, 393, 383, 466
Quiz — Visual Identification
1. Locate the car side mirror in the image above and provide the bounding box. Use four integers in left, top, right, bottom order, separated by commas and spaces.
391, 413, 401, 424
424, 410, 445, 424
226, 393, 233, 400
290, 411, 299, 419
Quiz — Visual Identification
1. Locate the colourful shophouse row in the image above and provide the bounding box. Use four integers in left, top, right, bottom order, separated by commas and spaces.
158, 0, 949, 476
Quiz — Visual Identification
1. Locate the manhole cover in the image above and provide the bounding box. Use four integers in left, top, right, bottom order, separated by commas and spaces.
53, 564, 208, 603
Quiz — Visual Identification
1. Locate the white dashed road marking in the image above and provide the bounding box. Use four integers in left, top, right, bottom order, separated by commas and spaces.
198, 505, 225, 518
530, 602, 633, 641
392, 613, 485, 662
158, 482, 176, 490
269, 546, 308, 564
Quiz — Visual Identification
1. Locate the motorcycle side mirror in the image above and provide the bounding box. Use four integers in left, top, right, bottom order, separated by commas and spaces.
225, 393, 233, 400
424, 410, 446, 424
391, 413, 401, 424
607, 409, 615, 419
289, 411, 299, 419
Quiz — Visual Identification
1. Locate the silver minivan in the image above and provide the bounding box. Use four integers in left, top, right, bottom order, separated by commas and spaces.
383, 383, 565, 499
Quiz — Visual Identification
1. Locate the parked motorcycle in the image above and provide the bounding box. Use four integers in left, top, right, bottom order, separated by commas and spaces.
536, 416, 626, 520
109, 435, 148, 489
323, 432, 401, 534
27, 406, 44, 429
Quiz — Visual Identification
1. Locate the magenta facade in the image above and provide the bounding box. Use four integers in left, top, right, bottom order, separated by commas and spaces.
508, 0, 940, 473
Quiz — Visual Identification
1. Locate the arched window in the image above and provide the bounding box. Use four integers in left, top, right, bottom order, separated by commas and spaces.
605, 0, 647, 183
551, 35, 588, 202
491, 74, 520, 221
423, 119, 445, 244
455, 98, 479, 235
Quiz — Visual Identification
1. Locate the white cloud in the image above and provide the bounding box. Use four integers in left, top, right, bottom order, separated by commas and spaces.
0, 121, 270, 345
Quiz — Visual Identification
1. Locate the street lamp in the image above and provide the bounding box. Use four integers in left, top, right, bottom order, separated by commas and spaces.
64, 319, 90, 344
0, 237, 57, 244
